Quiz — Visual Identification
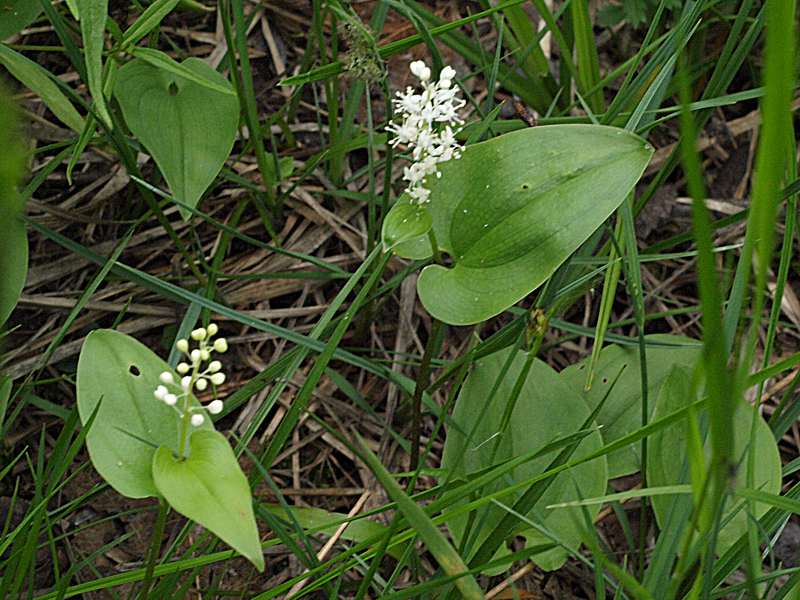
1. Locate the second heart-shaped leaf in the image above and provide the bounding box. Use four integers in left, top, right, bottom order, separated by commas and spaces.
114, 53, 239, 219
153, 429, 264, 571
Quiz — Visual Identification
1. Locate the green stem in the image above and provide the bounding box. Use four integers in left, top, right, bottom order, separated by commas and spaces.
137, 499, 168, 600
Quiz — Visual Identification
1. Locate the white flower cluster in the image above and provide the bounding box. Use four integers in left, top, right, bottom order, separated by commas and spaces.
387, 60, 465, 204
153, 323, 229, 427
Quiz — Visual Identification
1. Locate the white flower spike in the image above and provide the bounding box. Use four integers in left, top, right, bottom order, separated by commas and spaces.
387, 60, 465, 204
152, 322, 229, 430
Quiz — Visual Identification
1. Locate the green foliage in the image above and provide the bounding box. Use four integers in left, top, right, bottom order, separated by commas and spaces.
76, 0, 111, 127
385, 125, 653, 325
598, 0, 683, 27
560, 335, 702, 478
0, 0, 41, 40
114, 54, 240, 219
647, 366, 782, 553
0, 88, 26, 328
441, 347, 607, 571
153, 430, 264, 571
0, 44, 84, 132
76, 329, 211, 498
380, 201, 431, 251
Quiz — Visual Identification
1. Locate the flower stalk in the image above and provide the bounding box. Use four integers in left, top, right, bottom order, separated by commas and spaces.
153, 323, 229, 459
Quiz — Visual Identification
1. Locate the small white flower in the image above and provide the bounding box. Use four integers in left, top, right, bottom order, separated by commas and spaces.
164, 393, 178, 406
159, 371, 174, 385
190, 349, 201, 363
200, 349, 210, 361
191, 414, 204, 427
195, 378, 208, 391
154, 385, 168, 401
207, 400, 223, 415
181, 376, 192, 391
177, 362, 190, 375
387, 60, 465, 205
210, 372, 226, 386
191, 328, 207, 341
176, 339, 189, 353
207, 323, 219, 336
213, 338, 228, 353
208, 360, 222, 373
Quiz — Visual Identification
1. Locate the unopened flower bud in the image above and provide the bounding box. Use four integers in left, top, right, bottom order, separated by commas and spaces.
200, 349, 210, 361
207, 400, 223, 414
207, 323, 218, 336
191, 327, 207, 341
177, 362, 189, 374
154, 385, 168, 401
181, 376, 192, 390
190, 349, 201, 363
159, 371, 174, 385
164, 393, 178, 406
208, 360, 222, 373
195, 378, 208, 391
410, 60, 430, 81
213, 338, 228, 353
191, 414, 204, 427
176, 339, 189, 353
210, 372, 225, 386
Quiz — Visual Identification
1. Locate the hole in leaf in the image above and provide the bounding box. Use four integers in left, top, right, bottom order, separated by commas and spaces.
129, 365, 141, 377
521, 183, 530, 190
601, 377, 608, 384
168, 81, 179, 96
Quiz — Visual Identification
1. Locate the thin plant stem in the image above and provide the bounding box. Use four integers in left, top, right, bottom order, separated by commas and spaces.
136, 499, 168, 600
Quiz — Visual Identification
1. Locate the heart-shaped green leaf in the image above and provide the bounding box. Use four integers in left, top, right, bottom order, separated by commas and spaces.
381, 201, 431, 251
387, 125, 652, 325
114, 54, 239, 219
442, 347, 607, 571
0, 1, 41, 40
647, 365, 781, 554
152, 429, 264, 571
0, 89, 26, 328
559, 334, 702, 478
76, 329, 211, 498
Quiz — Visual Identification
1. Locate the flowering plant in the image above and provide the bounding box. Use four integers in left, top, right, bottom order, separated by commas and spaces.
77, 326, 263, 570
382, 62, 655, 325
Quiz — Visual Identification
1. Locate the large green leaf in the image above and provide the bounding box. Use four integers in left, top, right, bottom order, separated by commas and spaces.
442, 347, 607, 571
559, 334, 702, 478
153, 429, 264, 571
0, 88, 26, 328
647, 366, 782, 554
0, 1, 41, 40
387, 125, 652, 325
0, 44, 85, 132
76, 329, 211, 498
114, 54, 239, 219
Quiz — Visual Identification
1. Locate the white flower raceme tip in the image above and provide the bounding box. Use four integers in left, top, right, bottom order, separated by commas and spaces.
152, 322, 229, 428
386, 60, 465, 204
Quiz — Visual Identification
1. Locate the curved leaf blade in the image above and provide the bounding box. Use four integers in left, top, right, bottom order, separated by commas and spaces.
0, 88, 27, 328
0, 1, 41, 40
560, 334, 702, 478
152, 429, 264, 571
442, 347, 607, 571
76, 329, 211, 498
381, 200, 432, 251
413, 125, 652, 325
0, 44, 85, 132
114, 55, 239, 219
648, 365, 782, 554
